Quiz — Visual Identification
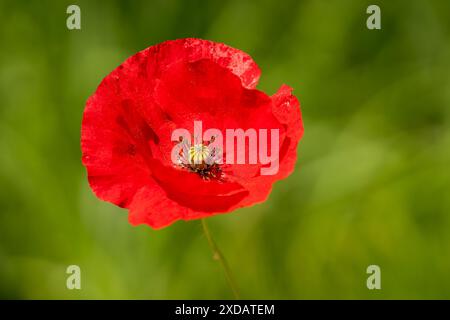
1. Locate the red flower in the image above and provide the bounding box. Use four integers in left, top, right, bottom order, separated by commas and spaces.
81, 38, 303, 229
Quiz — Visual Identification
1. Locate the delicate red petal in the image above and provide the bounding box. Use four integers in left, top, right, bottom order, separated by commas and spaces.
128, 183, 185, 229
228, 85, 304, 207
145, 38, 261, 89
154, 59, 279, 132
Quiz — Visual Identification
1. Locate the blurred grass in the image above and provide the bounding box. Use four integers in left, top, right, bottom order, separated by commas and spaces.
0, 0, 449, 299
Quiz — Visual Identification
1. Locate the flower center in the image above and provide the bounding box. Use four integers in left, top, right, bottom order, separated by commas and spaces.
177, 141, 223, 181
189, 144, 210, 164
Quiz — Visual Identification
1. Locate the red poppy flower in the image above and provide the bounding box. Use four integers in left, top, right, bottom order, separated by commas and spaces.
81, 38, 303, 229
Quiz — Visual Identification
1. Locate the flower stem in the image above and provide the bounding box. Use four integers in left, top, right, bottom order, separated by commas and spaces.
201, 219, 240, 299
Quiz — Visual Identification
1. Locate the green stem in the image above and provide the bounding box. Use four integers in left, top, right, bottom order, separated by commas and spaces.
201, 219, 240, 299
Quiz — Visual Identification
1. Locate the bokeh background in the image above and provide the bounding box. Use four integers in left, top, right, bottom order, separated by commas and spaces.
1, 0, 449, 299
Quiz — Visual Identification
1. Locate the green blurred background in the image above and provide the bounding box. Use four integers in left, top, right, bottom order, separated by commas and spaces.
1, 0, 449, 299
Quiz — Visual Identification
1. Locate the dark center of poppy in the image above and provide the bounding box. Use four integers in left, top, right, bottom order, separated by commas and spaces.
177, 139, 223, 181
